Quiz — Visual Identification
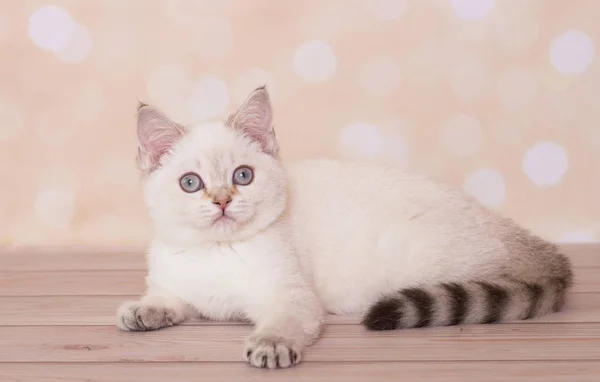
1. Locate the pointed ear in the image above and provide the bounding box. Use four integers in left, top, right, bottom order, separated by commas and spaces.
227, 86, 279, 156
136, 103, 185, 173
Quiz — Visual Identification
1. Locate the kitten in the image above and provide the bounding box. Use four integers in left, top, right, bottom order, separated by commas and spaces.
117, 86, 573, 369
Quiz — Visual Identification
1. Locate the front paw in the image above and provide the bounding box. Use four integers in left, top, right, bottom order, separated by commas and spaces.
243, 335, 301, 369
116, 301, 178, 332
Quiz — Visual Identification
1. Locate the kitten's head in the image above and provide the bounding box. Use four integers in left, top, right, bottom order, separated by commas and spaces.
136, 87, 287, 245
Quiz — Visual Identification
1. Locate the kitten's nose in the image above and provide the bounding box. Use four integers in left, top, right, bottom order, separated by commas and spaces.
212, 195, 232, 210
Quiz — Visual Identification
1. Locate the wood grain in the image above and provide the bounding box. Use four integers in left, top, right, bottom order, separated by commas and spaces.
0, 244, 598, 381
1, 292, 598, 326
560, 244, 600, 267
1, 361, 600, 382
0, 250, 145, 271
1, 323, 600, 363
1, 243, 596, 270
0, 270, 146, 296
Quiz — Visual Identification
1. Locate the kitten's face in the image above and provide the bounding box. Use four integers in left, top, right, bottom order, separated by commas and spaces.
143, 123, 286, 243
136, 87, 286, 244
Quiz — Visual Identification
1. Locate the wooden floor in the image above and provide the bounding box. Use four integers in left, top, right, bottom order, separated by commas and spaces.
0, 244, 599, 381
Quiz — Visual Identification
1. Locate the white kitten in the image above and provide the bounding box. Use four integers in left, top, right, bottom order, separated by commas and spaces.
117, 87, 573, 369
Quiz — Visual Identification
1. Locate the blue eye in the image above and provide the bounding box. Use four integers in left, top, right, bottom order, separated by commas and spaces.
233, 166, 254, 186
179, 172, 203, 193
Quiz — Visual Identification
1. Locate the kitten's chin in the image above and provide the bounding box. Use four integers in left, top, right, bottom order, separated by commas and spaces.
208, 213, 240, 238
211, 215, 236, 229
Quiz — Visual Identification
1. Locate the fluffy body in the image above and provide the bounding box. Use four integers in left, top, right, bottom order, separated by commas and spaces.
117, 88, 573, 370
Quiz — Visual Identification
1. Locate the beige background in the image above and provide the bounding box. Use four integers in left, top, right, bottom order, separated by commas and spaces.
0, 0, 599, 247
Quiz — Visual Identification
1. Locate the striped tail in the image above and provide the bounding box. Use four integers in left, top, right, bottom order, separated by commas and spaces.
362, 273, 573, 331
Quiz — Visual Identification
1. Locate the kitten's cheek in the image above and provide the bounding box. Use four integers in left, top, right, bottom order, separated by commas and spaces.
234, 210, 254, 223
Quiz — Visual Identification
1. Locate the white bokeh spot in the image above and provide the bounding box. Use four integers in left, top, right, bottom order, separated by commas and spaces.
497, 68, 538, 109
559, 232, 598, 243
293, 40, 337, 82
359, 57, 400, 97
28, 5, 76, 52
339, 122, 383, 159
55, 23, 92, 63
449, 0, 495, 20
523, 141, 569, 186
365, 0, 407, 21
34, 187, 75, 229
187, 75, 230, 121
442, 114, 483, 157
550, 30, 595, 75
463, 168, 506, 208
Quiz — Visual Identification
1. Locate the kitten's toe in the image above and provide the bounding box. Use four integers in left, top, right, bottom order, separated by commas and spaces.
116, 301, 176, 332
117, 301, 144, 331
243, 335, 301, 369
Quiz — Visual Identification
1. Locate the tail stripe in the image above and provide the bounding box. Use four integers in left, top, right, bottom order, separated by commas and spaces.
441, 282, 470, 325
523, 282, 544, 319
363, 274, 572, 331
401, 287, 434, 327
475, 281, 509, 324
363, 297, 404, 330
551, 277, 570, 311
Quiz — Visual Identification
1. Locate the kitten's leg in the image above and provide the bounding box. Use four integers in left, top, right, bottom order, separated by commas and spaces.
116, 282, 193, 332
243, 286, 324, 369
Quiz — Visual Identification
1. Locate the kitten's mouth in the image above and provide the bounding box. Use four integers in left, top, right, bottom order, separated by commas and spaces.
212, 212, 235, 224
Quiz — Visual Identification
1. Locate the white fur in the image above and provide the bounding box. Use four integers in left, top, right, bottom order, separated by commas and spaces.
285, 158, 511, 315
118, 89, 564, 369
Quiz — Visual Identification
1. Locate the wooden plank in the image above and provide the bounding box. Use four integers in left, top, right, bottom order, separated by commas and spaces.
3, 268, 596, 296
0, 270, 146, 296
0, 250, 145, 271
0, 295, 136, 326
572, 267, 600, 292
1, 244, 597, 271
1, 361, 599, 382
1, 292, 598, 326
560, 244, 600, 267
1, 323, 599, 363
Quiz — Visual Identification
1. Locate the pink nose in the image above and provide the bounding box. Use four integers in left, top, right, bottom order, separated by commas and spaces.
212, 195, 232, 210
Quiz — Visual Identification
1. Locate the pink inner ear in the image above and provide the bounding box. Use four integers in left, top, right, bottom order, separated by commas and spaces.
237, 114, 277, 155
141, 129, 175, 165
232, 88, 278, 155
137, 107, 183, 171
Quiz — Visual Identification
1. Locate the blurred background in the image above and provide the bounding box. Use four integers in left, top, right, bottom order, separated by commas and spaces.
0, 0, 598, 248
